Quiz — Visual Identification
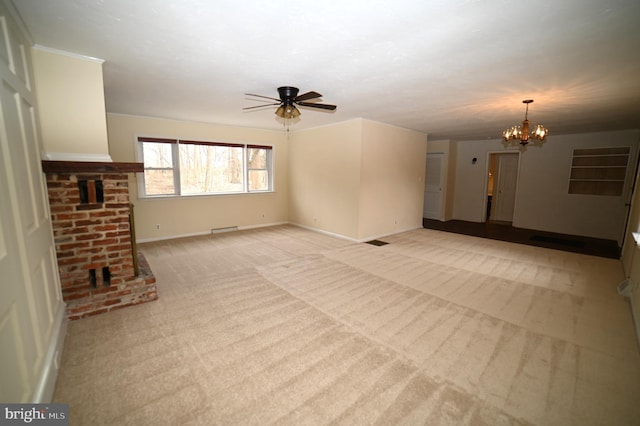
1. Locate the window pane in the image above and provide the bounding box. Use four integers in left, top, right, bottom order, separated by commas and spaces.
143, 142, 173, 168
248, 170, 268, 191
248, 147, 270, 191
179, 144, 244, 194
144, 169, 175, 195
248, 148, 266, 169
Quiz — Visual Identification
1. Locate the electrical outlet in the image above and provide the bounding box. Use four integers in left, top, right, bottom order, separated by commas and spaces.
156, 224, 160, 230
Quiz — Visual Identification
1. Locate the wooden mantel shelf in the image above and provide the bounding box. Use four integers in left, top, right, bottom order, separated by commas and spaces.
42, 160, 144, 174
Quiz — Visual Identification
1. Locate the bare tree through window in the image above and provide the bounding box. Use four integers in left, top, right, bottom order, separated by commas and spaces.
142, 142, 175, 195
139, 138, 272, 196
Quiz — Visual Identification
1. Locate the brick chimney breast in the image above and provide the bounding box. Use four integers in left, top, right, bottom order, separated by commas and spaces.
42, 161, 157, 319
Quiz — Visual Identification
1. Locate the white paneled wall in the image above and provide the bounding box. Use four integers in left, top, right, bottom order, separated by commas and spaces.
0, 2, 66, 402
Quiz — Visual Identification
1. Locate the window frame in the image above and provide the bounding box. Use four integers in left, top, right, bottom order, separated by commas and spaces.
136, 137, 274, 198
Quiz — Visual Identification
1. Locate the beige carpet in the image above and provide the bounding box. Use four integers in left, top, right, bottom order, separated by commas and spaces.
53, 225, 640, 425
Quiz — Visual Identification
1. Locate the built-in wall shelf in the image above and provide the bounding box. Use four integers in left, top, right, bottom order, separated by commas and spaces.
568, 147, 630, 196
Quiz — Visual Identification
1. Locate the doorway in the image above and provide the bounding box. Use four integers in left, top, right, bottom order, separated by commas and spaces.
486, 152, 519, 223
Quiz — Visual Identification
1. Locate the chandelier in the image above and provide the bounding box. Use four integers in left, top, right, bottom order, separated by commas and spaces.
502, 99, 548, 147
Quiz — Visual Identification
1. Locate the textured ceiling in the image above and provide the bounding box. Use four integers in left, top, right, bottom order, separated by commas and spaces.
10, 0, 640, 140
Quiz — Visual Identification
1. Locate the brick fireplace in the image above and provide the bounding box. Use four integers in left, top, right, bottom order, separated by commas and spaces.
42, 161, 157, 320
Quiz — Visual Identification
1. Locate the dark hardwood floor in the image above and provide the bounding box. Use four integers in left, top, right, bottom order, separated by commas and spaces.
422, 219, 621, 259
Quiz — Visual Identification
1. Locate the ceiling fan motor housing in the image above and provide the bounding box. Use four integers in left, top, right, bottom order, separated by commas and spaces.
278, 86, 299, 103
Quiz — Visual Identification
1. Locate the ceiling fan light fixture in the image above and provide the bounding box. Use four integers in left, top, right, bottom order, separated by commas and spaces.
245, 86, 336, 129
275, 104, 300, 119
503, 100, 548, 147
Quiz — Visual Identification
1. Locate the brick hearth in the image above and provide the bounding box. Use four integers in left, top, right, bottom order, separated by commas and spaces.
43, 161, 157, 320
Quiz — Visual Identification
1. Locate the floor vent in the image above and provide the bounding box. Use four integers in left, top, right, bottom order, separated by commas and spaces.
365, 240, 389, 246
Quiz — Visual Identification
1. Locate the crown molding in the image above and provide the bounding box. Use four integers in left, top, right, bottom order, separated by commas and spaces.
33, 44, 105, 64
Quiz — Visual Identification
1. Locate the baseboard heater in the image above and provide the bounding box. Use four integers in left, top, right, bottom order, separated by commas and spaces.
211, 226, 238, 234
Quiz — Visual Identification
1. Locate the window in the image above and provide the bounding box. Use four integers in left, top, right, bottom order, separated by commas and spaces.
137, 137, 273, 197
247, 145, 272, 191
139, 138, 177, 196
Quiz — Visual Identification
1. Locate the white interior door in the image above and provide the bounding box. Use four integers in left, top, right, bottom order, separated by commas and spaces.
492, 153, 519, 222
0, 3, 65, 402
424, 153, 444, 220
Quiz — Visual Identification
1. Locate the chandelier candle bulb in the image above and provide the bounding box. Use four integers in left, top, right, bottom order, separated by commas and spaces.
502, 99, 548, 147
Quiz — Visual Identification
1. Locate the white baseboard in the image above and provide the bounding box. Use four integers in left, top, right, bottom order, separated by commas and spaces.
290, 223, 358, 242
136, 221, 289, 244
137, 221, 420, 246
239, 221, 289, 231
33, 303, 67, 403
137, 230, 210, 244
360, 226, 423, 243
290, 223, 422, 243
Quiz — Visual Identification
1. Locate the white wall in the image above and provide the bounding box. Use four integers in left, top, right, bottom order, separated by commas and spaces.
621, 155, 640, 346
452, 139, 496, 223
107, 113, 288, 241
0, 2, 66, 403
452, 130, 639, 243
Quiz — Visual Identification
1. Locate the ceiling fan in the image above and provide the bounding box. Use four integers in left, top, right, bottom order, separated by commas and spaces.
244, 86, 337, 119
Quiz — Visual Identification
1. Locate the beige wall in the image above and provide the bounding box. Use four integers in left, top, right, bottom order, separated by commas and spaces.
32, 47, 110, 160
288, 118, 427, 241
359, 120, 427, 239
107, 113, 288, 241
288, 120, 363, 239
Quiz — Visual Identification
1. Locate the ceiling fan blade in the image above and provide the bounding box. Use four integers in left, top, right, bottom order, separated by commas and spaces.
243, 102, 281, 110
297, 101, 337, 111
295, 91, 322, 102
245, 93, 281, 102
